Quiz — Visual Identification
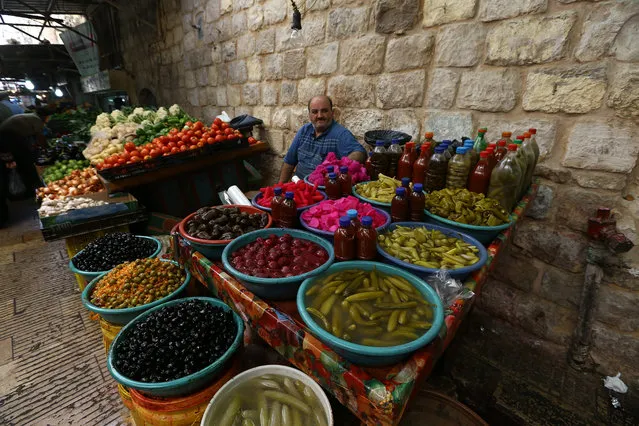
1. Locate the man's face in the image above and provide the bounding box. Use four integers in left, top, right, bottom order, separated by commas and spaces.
308, 98, 333, 134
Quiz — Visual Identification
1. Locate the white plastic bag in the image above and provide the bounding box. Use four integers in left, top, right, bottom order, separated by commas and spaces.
216, 111, 231, 123
8, 167, 26, 199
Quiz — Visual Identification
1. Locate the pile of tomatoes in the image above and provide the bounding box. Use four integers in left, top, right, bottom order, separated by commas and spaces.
96, 119, 246, 170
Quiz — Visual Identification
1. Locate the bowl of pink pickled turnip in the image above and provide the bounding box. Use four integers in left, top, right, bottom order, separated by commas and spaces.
299, 196, 391, 242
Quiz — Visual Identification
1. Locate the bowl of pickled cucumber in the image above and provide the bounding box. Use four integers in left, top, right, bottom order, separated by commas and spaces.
376, 223, 488, 281
424, 188, 513, 245
352, 174, 402, 211
297, 261, 444, 366
201, 364, 332, 426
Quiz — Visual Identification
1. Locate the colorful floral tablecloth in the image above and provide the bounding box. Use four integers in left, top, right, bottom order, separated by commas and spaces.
171, 184, 538, 425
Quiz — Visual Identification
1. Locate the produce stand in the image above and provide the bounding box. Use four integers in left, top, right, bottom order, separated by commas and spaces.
170, 184, 538, 425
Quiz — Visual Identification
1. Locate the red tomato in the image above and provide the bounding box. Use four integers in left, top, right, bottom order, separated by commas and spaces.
169, 128, 178, 135
180, 145, 188, 152
194, 130, 202, 138
161, 146, 170, 154
177, 141, 185, 147
193, 121, 203, 130
224, 128, 234, 135
186, 121, 193, 127
169, 135, 179, 143
167, 142, 176, 149
226, 134, 238, 141
117, 158, 126, 166
159, 136, 169, 144
248, 137, 256, 144
207, 137, 215, 144
190, 137, 198, 144
214, 118, 222, 127
180, 135, 190, 143
202, 132, 210, 139
130, 155, 141, 162
197, 142, 204, 148
152, 138, 160, 145
177, 132, 184, 138
170, 147, 179, 154
124, 142, 136, 152
144, 155, 152, 161
215, 135, 225, 142
186, 130, 194, 137
221, 122, 229, 130
150, 149, 161, 157
211, 125, 219, 132
129, 150, 140, 157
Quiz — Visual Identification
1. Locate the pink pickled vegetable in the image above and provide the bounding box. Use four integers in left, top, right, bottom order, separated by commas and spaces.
307, 152, 369, 186
300, 196, 387, 231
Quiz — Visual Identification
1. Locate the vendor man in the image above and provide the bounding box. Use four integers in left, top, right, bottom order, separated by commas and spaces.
279, 95, 366, 182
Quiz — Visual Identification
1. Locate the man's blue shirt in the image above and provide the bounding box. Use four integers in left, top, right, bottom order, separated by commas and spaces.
283, 121, 365, 178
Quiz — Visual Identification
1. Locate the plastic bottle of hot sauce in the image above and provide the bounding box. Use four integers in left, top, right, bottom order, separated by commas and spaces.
391, 187, 409, 222
468, 151, 491, 195
401, 177, 412, 198
409, 183, 425, 221
270, 187, 284, 225
334, 216, 355, 261
412, 143, 431, 186
337, 166, 352, 197
323, 165, 335, 187
347, 209, 361, 232
356, 216, 377, 260
325, 172, 342, 200
485, 146, 497, 171
407, 141, 418, 165
397, 143, 413, 180
279, 191, 297, 228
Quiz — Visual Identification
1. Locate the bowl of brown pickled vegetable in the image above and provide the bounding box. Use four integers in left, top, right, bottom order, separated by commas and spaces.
297, 261, 444, 366
201, 364, 333, 426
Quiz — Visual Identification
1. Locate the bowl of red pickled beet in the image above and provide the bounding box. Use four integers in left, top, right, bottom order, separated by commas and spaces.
221, 229, 335, 300
251, 182, 327, 216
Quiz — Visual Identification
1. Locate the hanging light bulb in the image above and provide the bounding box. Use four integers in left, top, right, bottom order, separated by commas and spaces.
24, 80, 35, 90
290, 0, 302, 40
54, 87, 63, 97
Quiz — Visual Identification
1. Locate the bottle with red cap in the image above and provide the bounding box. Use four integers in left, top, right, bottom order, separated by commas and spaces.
468, 151, 491, 195
423, 131, 436, 147
485, 146, 497, 171
407, 141, 418, 165
412, 142, 431, 185
528, 128, 540, 163
494, 139, 508, 163
487, 144, 523, 212
397, 144, 413, 180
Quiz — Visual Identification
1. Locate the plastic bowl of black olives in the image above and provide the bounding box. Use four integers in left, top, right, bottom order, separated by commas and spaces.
107, 297, 244, 397
178, 205, 272, 260
69, 233, 162, 283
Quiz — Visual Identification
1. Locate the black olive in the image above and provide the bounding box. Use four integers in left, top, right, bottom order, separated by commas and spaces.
71, 233, 157, 272
221, 232, 234, 240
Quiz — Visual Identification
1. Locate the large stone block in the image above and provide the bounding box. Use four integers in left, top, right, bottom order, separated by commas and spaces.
555, 186, 619, 233
185, 70, 196, 88
236, 33, 255, 59
280, 80, 298, 105
612, 15, 639, 61
222, 41, 236, 62
195, 67, 208, 86
276, 15, 326, 52
235, 0, 253, 11
456, 69, 519, 112
187, 88, 199, 107
227, 85, 242, 106
289, 107, 309, 130
607, 63, 639, 120
479, 0, 546, 22
591, 322, 639, 369
307, 42, 339, 76
375, 0, 420, 33
272, 108, 290, 129
575, 2, 639, 62
435, 23, 485, 67
490, 247, 540, 292
340, 35, 386, 75
573, 170, 628, 191
242, 84, 260, 106
596, 283, 639, 333
562, 121, 638, 173
535, 164, 572, 184
282, 49, 306, 79
264, 0, 287, 25
423, 110, 473, 141
216, 87, 228, 106
327, 7, 369, 41
263, 54, 282, 80
385, 33, 435, 72
266, 129, 286, 155
247, 57, 262, 81
328, 75, 375, 108
247, 5, 264, 31
513, 220, 588, 273
377, 70, 426, 109
422, 0, 476, 27
253, 106, 272, 127
385, 109, 421, 142
340, 109, 384, 140
256, 28, 276, 54
525, 184, 553, 220
426, 68, 460, 109
231, 12, 247, 37
485, 12, 577, 65
475, 117, 557, 160
539, 265, 582, 310
523, 65, 606, 114
228, 60, 248, 84
262, 82, 279, 105
306, 0, 330, 10
298, 78, 326, 104
221, 0, 232, 15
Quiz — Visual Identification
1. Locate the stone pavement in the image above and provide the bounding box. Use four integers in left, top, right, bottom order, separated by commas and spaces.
0, 200, 131, 426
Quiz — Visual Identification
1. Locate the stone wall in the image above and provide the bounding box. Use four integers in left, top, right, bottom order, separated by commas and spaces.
118, 0, 639, 401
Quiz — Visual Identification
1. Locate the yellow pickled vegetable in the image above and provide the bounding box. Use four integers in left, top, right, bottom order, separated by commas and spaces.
425, 188, 510, 226
354, 174, 401, 203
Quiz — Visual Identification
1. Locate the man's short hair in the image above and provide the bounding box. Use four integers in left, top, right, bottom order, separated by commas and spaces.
307, 95, 333, 111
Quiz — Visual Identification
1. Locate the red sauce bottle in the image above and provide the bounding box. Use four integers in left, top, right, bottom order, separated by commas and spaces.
270, 186, 283, 224
323, 165, 335, 187
391, 187, 409, 222
401, 177, 412, 198
397, 144, 413, 180
412, 143, 431, 185
356, 215, 377, 260
494, 140, 508, 163
468, 151, 491, 195
407, 141, 418, 165
325, 172, 342, 200
337, 166, 352, 196
409, 183, 425, 221
334, 216, 355, 261
279, 191, 297, 228
485, 146, 497, 171
347, 209, 361, 232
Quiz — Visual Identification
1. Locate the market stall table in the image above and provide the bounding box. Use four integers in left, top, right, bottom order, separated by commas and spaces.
170, 183, 539, 425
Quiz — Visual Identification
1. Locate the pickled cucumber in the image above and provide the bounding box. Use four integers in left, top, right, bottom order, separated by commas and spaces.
378, 226, 480, 269
354, 174, 401, 203
425, 188, 510, 226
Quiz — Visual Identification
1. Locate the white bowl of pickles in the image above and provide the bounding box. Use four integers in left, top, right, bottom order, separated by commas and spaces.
201, 364, 333, 426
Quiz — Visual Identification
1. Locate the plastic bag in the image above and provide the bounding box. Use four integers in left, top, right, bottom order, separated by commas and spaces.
216, 111, 231, 123
8, 167, 27, 200
427, 269, 474, 308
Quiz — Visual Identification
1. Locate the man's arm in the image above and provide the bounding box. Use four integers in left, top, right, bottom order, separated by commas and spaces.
279, 163, 295, 183
347, 150, 366, 163
279, 130, 303, 183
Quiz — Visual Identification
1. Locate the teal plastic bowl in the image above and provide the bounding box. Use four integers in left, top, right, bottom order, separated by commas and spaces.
377, 222, 488, 281
423, 209, 513, 245
352, 181, 392, 212
106, 297, 244, 397
297, 261, 445, 366
81, 259, 191, 325
299, 207, 391, 243
221, 228, 335, 300
69, 235, 162, 283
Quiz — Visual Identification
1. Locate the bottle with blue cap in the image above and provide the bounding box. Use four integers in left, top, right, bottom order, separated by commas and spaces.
355, 215, 377, 260
334, 215, 355, 261
370, 140, 389, 180
387, 138, 403, 177
440, 140, 453, 160
346, 208, 360, 230
425, 145, 449, 192
323, 165, 335, 187
391, 186, 409, 222
409, 183, 425, 221
338, 166, 352, 196
325, 172, 342, 200
270, 187, 284, 223
446, 146, 471, 189
401, 176, 412, 197
278, 191, 297, 228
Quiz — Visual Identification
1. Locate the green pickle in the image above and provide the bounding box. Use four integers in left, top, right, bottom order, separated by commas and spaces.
446, 147, 471, 189
304, 268, 435, 347
354, 174, 401, 203
487, 143, 523, 212
425, 188, 510, 226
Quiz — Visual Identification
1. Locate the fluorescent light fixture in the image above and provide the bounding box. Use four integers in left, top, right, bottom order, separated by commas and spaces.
54, 87, 63, 97
24, 80, 35, 90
